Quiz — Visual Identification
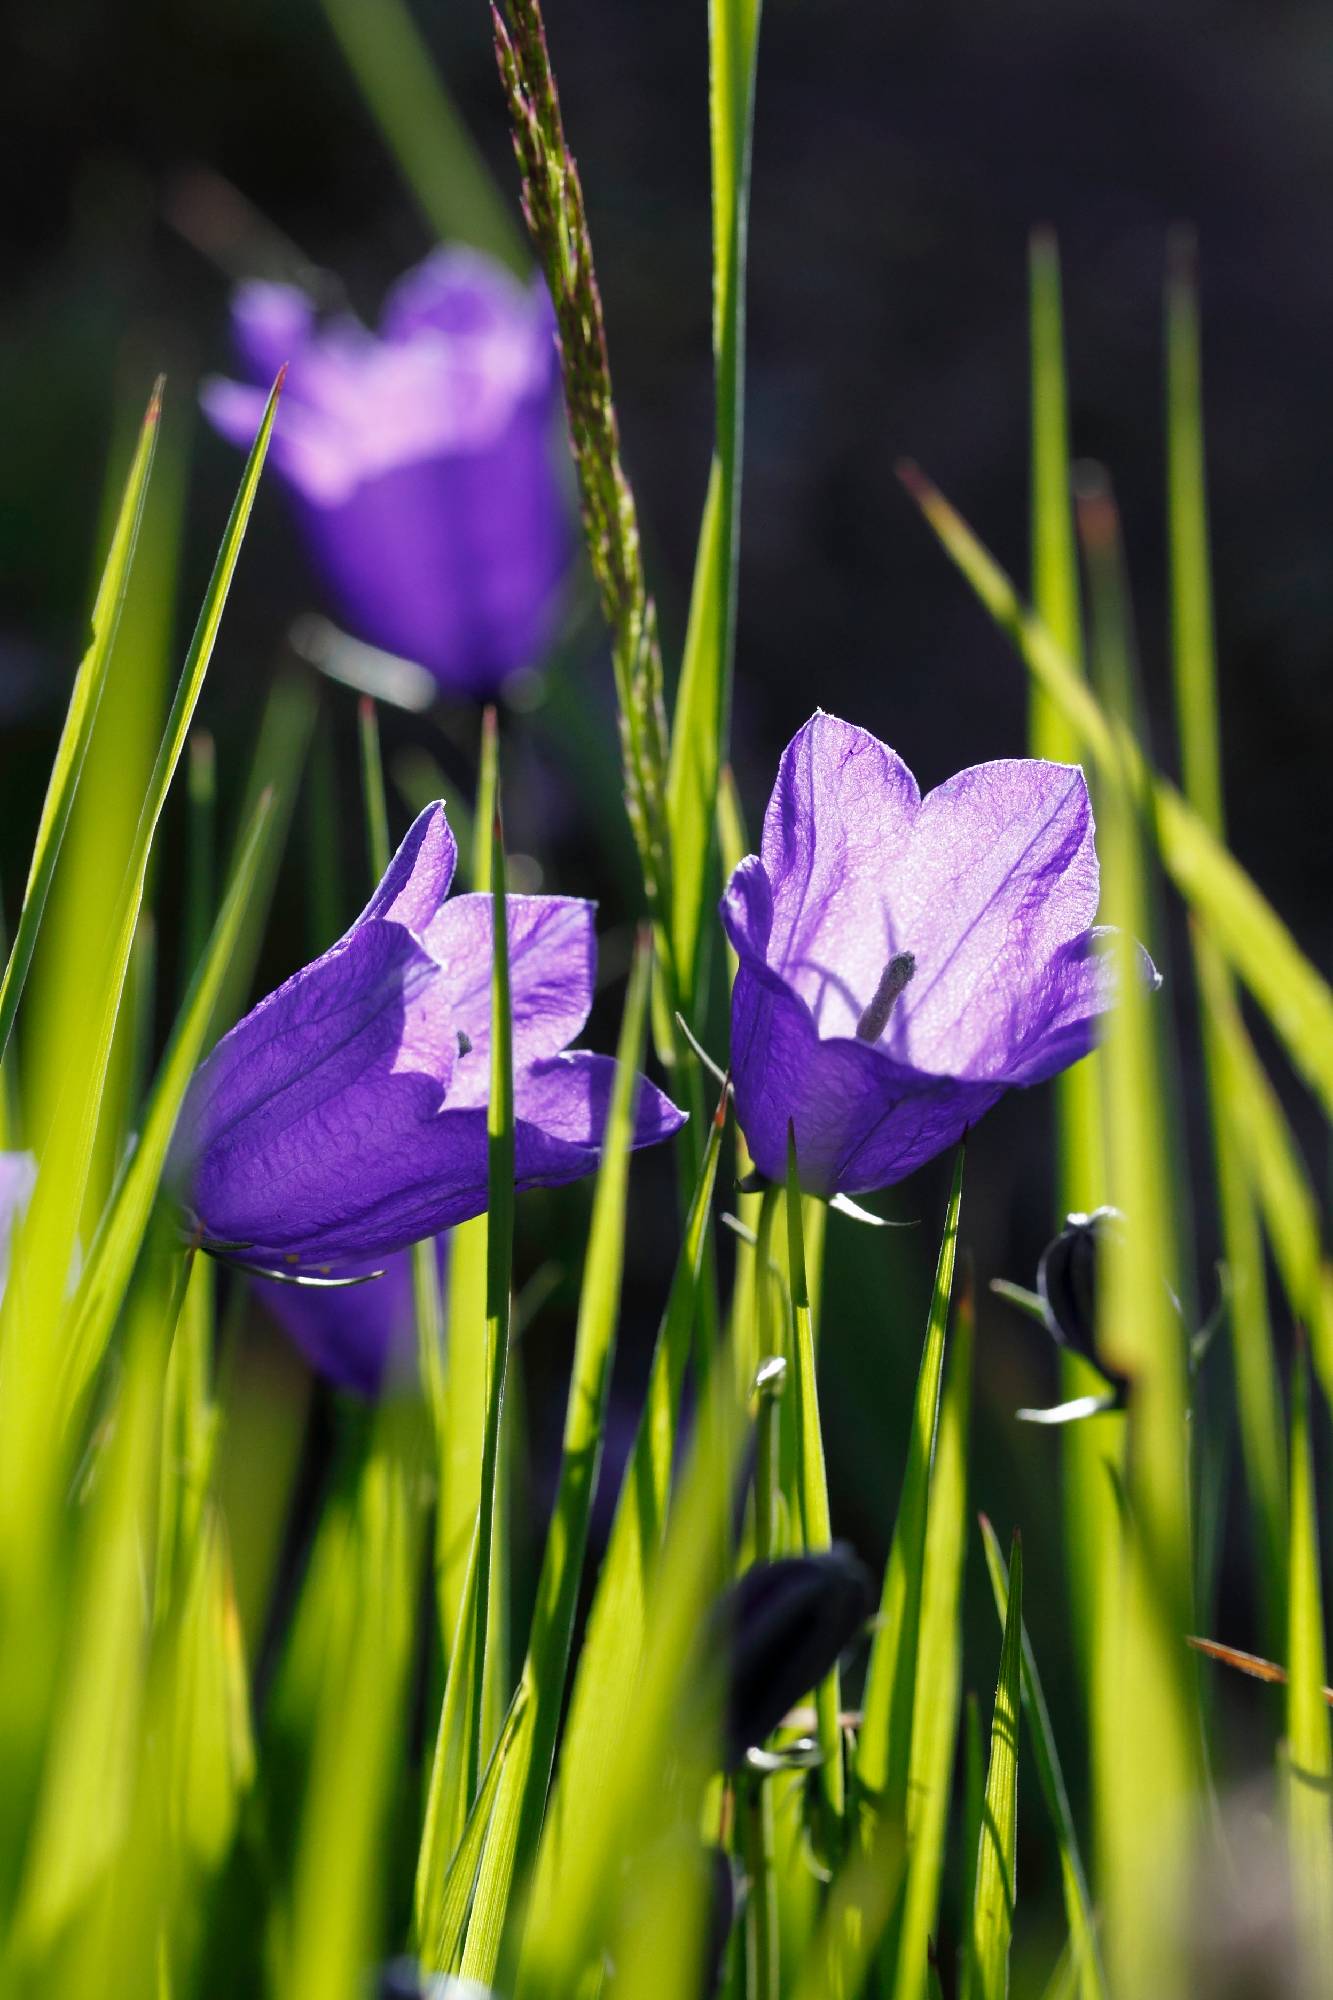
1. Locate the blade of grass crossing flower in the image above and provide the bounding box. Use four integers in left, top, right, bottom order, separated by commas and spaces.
1027, 230, 1110, 1688
318, 0, 525, 270
891, 1273, 974, 2000
0, 371, 283, 1551
63, 786, 281, 1408
963, 1533, 1023, 2000
856, 1149, 965, 1853
979, 1518, 1107, 2000
784, 1130, 843, 1842
897, 462, 1333, 1117
455, 933, 654, 1984
1285, 1339, 1333, 1979
1165, 241, 1287, 1623
521, 1090, 727, 1956
0, 379, 160, 1072
1079, 480, 1198, 1995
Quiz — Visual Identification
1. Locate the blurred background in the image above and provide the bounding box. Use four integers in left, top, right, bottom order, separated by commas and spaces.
2, 0, 1330, 1976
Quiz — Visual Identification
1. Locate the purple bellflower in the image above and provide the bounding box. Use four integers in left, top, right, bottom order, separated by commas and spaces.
722, 712, 1157, 1196
250, 1238, 445, 1399
176, 803, 683, 1272
202, 248, 571, 698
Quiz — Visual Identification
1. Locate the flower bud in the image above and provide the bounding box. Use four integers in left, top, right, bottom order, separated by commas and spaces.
711, 1547, 873, 1770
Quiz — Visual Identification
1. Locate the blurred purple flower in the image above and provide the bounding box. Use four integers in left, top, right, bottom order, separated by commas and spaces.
177, 802, 683, 1269
202, 248, 572, 698
0, 1152, 36, 1296
722, 712, 1157, 1195
250, 1238, 446, 1398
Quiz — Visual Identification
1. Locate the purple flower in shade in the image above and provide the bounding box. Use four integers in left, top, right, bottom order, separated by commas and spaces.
201, 248, 572, 699
176, 803, 683, 1270
722, 712, 1158, 1196
250, 1239, 445, 1398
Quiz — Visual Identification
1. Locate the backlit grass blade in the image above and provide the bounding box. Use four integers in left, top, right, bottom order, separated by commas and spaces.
357, 694, 391, 880
1285, 1338, 1333, 1979
856, 1148, 965, 1853
784, 1130, 843, 1842
521, 1088, 727, 1955
1026, 228, 1109, 1690
897, 462, 1333, 1117
980, 1517, 1107, 2000
0, 378, 161, 1073
665, 0, 762, 1020
23, 385, 184, 1219
1078, 477, 1197, 1997
415, 786, 516, 1937
0, 369, 283, 1544
1165, 238, 1287, 1626
423, 1681, 531, 1977
63, 784, 280, 1408
454, 933, 654, 1983
1194, 933, 1333, 1413
318, 0, 525, 270
891, 1271, 974, 2000
963, 1534, 1023, 2000
281, 1416, 422, 2000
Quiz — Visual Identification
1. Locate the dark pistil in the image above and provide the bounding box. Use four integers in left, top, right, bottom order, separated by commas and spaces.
855, 950, 916, 1042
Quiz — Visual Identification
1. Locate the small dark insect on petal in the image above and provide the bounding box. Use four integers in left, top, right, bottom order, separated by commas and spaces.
710, 1546, 874, 1770
456, 1030, 473, 1058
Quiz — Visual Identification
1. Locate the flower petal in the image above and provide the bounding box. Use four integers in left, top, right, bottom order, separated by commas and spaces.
758, 713, 922, 1035
361, 802, 459, 933
884, 759, 1100, 1077
418, 893, 596, 1104
252, 1248, 422, 1397
230, 280, 315, 384
514, 1051, 686, 1159
999, 926, 1161, 1085
729, 958, 998, 1195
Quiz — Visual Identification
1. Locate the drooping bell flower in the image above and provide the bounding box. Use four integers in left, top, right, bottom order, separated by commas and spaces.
710, 1547, 873, 1769
722, 712, 1158, 1196
250, 1237, 446, 1398
201, 248, 572, 699
175, 803, 683, 1271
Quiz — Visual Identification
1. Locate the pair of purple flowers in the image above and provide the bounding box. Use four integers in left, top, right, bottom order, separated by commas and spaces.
177, 711, 1153, 1391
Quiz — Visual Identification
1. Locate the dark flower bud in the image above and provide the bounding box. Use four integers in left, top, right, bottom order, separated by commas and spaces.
701, 1846, 741, 1995
711, 1547, 874, 1770
1036, 1207, 1129, 1399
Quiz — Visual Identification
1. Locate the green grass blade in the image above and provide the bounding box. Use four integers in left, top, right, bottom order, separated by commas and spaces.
0, 370, 283, 1545
357, 694, 391, 881
451, 933, 654, 1981
520, 1089, 727, 1958
665, 0, 762, 1018
1165, 238, 1287, 1630
897, 464, 1333, 1117
856, 1148, 965, 1844
425, 1680, 531, 1977
63, 785, 281, 1406
784, 1130, 843, 1840
980, 1518, 1107, 2000
891, 1273, 974, 2000
964, 1534, 1023, 2000
1285, 1339, 1333, 1978
318, 0, 525, 270
0, 379, 161, 1072
1028, 226, 1081, 758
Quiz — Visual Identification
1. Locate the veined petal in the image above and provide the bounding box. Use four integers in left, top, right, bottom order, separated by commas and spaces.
514, 1051, 686, 1157
361, 802, 459, 933
759, 712, 921, 1031
418, 894, 596, 1103
886, 758, 1098, 1076
999, 925, 1160, 1085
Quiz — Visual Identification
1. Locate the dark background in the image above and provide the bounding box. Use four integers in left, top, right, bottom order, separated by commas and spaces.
2, 0, 1330, 1973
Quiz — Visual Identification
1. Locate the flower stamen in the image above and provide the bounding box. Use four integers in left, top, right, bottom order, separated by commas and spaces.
855, 951, 916, 1042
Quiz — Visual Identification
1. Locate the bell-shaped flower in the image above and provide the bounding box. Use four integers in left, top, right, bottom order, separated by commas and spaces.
722, 712, 1157, 1195
176, 803, 683, 1270
201, 248, 572, 698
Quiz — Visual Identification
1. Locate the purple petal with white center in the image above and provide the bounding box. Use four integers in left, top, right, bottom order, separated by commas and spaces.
723, 712, 1157, 1197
